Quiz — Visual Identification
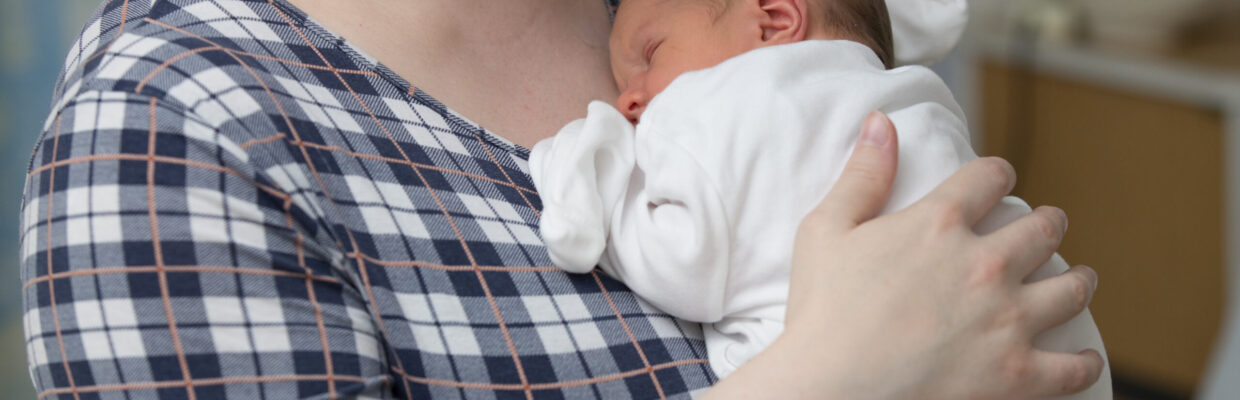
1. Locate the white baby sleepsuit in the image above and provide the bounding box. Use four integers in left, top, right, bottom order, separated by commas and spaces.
529, 40, 1109, 398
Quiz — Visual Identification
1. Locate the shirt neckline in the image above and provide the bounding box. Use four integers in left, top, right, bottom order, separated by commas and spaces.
268, 0, 536, 159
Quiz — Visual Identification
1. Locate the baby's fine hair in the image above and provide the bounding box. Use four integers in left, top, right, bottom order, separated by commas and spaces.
706, 0, 895, 69
819, 0, 894, 69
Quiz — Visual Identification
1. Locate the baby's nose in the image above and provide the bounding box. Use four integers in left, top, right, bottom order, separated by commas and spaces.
617, 87, 647, 124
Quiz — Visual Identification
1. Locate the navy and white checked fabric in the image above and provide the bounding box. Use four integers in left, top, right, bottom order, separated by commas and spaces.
20, 0, 714, 398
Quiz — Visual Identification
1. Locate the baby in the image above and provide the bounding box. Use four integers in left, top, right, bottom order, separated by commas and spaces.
530, 0, 1111, 396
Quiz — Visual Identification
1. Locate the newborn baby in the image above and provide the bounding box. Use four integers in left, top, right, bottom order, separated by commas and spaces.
530, 0, 1110, 396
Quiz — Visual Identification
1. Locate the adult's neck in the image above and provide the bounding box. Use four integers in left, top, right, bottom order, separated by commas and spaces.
285, 0, 619, 148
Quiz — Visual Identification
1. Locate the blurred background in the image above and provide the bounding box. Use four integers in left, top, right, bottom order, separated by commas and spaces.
2, 0, 99, 398
942, 1, 1240, 399
1, 0, 1238, 398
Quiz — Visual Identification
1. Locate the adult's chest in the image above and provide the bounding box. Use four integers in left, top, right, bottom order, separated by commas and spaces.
261, 85, 713, 396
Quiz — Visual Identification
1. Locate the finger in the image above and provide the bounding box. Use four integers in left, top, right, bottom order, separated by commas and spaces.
1021, 265, 1098, 332
1026, 349, 1105, 397
917, 157, 1016, 227
811, 112, 899, 232
982, 206, 1067, 280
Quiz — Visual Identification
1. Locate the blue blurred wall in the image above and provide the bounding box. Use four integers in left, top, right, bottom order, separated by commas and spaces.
1, 0, 101, 396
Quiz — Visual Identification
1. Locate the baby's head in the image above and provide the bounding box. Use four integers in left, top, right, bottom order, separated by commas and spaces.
610, 0, 893, 122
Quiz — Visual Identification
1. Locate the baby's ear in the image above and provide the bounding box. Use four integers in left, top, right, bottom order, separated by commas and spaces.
758, 0, 808, 43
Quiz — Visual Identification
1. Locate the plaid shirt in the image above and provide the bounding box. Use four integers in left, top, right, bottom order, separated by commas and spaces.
20, 0, 714, 398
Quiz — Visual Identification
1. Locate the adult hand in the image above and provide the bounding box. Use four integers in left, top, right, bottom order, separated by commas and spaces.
705, 112, 1104, 399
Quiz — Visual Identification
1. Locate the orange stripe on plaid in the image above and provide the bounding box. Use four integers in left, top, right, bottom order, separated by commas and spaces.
239, 132, 288, 149
353, 252, 559, 272
282, 193, 339, 398
142, 18, 379, 77
392, 359, 709, 391
295, 140, 539, 195
36, 374, 372, 399
346, 238, 413, 398
28, 153, 234, 178
135, 46, 224, 92
148, 97, 198, 400
23, 265, 342, 292
46, 114, 83, 400
26, 154, 288, 200
474, 134, 541, 218
593, 271, 668, 399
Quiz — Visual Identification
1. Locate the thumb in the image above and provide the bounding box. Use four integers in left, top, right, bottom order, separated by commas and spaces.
812, 111, 899, 232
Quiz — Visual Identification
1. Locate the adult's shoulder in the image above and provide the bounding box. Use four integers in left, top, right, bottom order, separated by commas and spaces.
52, 0, 365, 121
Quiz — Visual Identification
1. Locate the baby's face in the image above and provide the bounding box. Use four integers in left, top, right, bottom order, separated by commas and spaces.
610, 0, 758, 123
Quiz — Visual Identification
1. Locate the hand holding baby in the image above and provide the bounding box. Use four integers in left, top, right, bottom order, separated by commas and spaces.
707, 113, 1104, 399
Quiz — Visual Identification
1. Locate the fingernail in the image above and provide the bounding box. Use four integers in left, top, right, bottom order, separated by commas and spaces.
1084, 266, 1098, 291
860, 112, 890, 147
1058, 208, 1069, 234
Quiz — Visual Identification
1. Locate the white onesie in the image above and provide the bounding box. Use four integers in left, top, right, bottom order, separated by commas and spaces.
529, 40, 1110, 398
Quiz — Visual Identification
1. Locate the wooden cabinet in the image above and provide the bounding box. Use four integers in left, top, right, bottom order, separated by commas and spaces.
978, 60, 1227, 396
